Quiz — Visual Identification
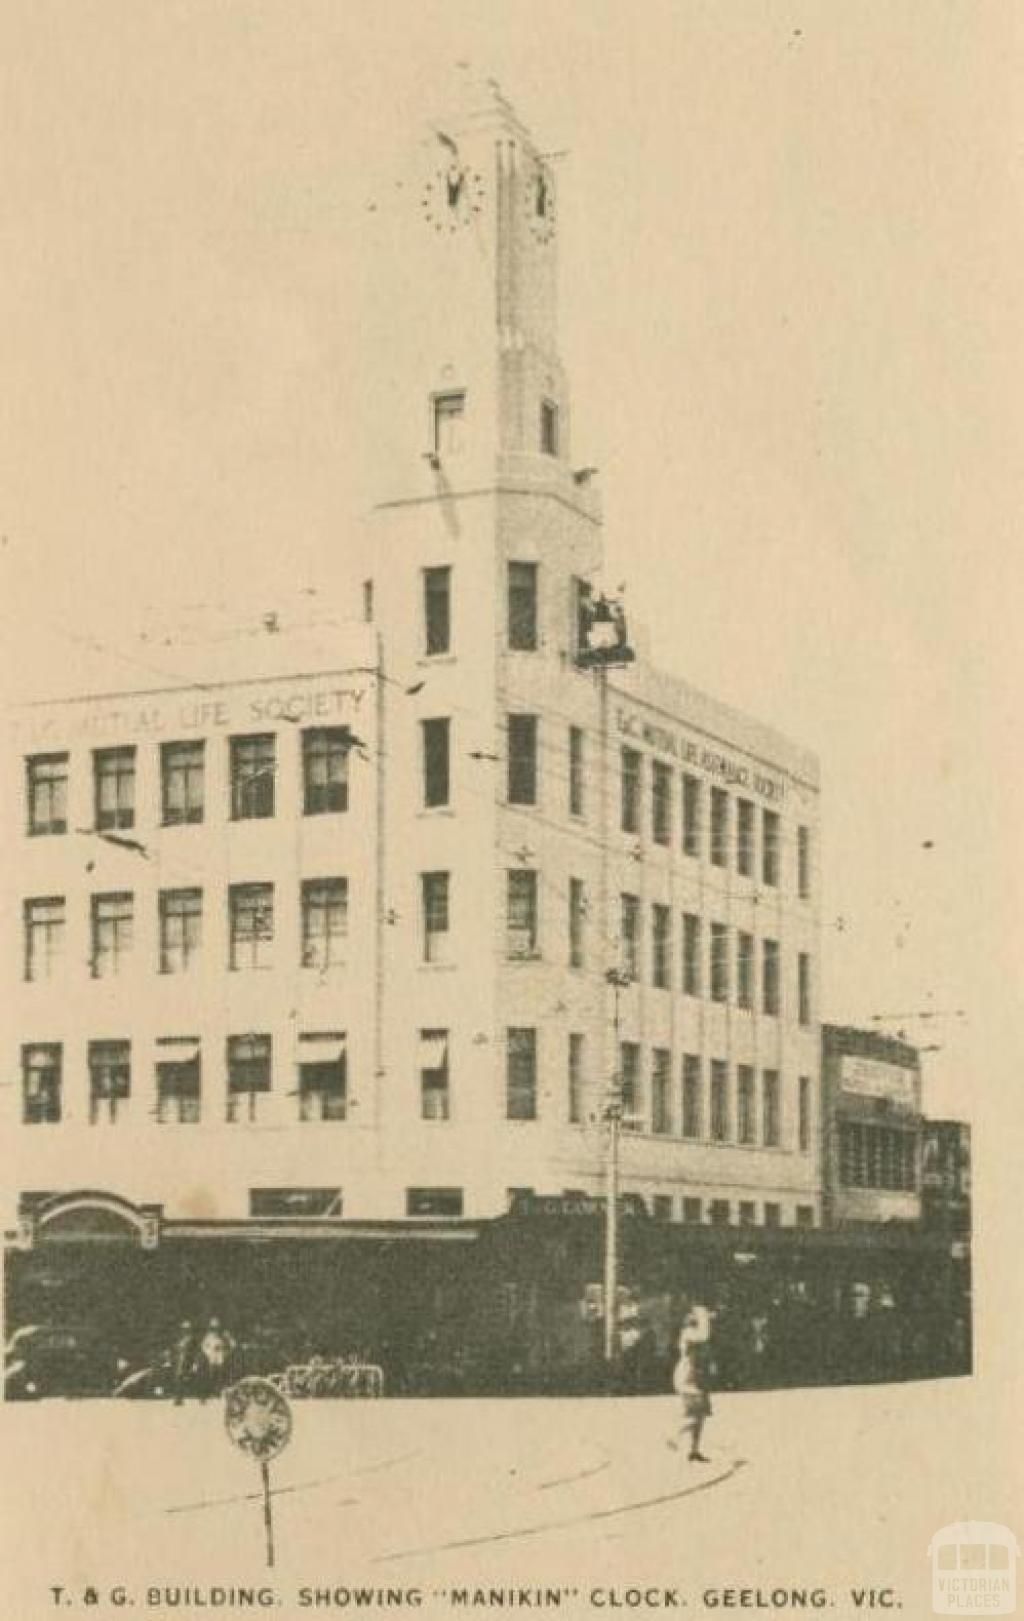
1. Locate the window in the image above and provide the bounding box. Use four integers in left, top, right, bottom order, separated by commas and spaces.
621, 748, 641, 834
507, 869, 539, 958
362, 579, 374, 622
737, 931, 754, 1009
88, 1040, 130, 1125
795, 1205, 815, 1229
419, 1029, 450, 1121
901, 1132, 917, 1192
22, 1044, 61, 1124
798, 952, 812, 1026
764, 1202, 781, 1229
507, 562, 538, 651
763, 937, 780, 1015
620, 893, 640, 980
421, 718, 451, 809
709, 1199, 731, 1227
840, 1122, 866, 1188
568, 1033, 584, 1124
27, 753, 68, 836
682, 1054, 702, 1139
568, 877, 586, 968
301, 878, 347, 971
683, 914, 699, 998
710, 787, 728, 867
798, 824, 811, 899
738, 1201, 756, 1227
736, 797, 755, 876
762, 1068, 780, 1147
737, 1065, 755, 1145
91, 892, 133, 978
540, 398, 559, 456
229, 883, 274, 970
682, 773, 701, 856
651, 1049, 672, 1135
24, 897, 65, 981
424, 565, 452, 656
620, 1042, 641, 1132
710, 922, 729, 1002
652, 903, 671, 989
507, 714, 538, 805
433, 391, 465, 457
568, 726, 585, 817
155, 1039, 201, 1124
866, 1128, 883, 1189
407, 1187, 464, 1217
93, 746, 136, 831
298, 1033, 347, 1121
506, 1028, 537, 1120
250, 1188, 343, 1217
226, 1034, 271, 1123
161, 741, 205, 825
880, 1130, 899, 1191
710, 1059, 729, 1142
303, 728, 350, 815
652, 761, 671, 845
421, 871, 450, 964
683, 1197, 703, 1224
653, 1195, 673, 1222
762, 808, 780, 886
230, 734, 275, 820
159, 888, 202, 974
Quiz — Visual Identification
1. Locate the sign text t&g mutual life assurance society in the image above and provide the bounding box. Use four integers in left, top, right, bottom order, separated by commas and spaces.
616, 706, 786, 802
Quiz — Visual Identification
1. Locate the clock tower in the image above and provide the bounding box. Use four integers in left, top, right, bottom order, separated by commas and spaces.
362, 75, 594, 516
365, 79, 606, 1216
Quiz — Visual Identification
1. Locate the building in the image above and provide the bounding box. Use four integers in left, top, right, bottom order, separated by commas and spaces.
920, 1119, 971, 1236
820, 1024, 923, 1228
3, 80, 840, 1387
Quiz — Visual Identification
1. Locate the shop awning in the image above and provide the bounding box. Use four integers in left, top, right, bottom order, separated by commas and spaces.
299, 1034, 346, 1064
418, 1032, 448, 1069
155, 1039, 201, 1065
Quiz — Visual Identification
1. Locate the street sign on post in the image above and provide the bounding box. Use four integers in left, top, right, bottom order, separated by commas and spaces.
224, 1376, 293, 1567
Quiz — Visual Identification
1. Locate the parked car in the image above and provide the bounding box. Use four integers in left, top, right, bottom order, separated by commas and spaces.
5, 1324, 128, 1400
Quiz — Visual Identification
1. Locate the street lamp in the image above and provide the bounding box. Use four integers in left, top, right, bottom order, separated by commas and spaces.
603, 968, 632, 1363
575, 593, 635, 1366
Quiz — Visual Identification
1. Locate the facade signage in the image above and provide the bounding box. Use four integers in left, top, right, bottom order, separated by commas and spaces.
839, 1055, 918, 1111
508, 1192, 648, 1220
13, 679, 370, 747
616, 707, 785, 802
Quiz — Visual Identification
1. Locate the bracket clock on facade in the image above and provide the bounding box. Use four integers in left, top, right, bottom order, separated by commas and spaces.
524, 159, 556, 243
421, 161, 486, 232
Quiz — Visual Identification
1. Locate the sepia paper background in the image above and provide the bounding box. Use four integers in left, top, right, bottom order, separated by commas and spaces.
1, 2, 1021, 1616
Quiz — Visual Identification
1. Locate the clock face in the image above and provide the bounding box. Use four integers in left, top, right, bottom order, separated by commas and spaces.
421, 163, 485, 233
525, 163, 556, 242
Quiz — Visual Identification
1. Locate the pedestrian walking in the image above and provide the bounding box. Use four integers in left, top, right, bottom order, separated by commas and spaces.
198, 1316, 236, 1401
668, 1305, 714, 1462
171, 1318, 197, 1405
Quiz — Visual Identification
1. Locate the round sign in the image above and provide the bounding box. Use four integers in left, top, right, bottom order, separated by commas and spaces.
224, 1377, 293, 1463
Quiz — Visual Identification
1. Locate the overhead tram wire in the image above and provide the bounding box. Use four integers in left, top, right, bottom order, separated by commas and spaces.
21, 609, 809, 853
16, 618, 818, 915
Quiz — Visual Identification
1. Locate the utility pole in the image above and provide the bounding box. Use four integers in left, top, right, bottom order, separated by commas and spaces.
603, 967, 631, 1362
575, 593, 635, 1368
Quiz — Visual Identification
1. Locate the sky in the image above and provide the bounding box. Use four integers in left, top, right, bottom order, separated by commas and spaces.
1, 0, 1021, 1122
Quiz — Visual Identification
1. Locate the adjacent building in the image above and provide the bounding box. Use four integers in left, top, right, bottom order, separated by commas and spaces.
920, 1119, 972, 1236
820, 1024, 923, 1228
